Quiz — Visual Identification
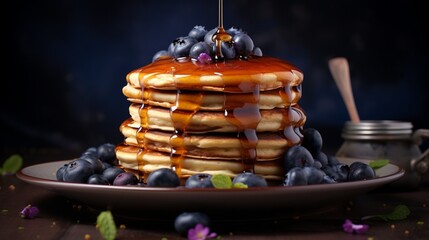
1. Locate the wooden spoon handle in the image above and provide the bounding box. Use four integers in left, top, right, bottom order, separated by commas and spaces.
328, 57, 360, 123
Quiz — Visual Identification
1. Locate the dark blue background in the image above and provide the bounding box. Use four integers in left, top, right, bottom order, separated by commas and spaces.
3, 0, 428, 154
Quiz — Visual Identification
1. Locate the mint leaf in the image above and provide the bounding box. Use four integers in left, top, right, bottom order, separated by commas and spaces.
210, 174, 232, 189
97, 211, 117, 240
368, 159, 390, 170
361, 204, 410, 221
232, 182, 248, 189
1, 154, 23, 175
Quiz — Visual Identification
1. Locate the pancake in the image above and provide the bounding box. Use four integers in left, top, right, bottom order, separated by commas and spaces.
116, 144, 284, 181
119, 125, 300, 160
127, 103, 306, 133
126, 56, 303, 92
122, 84, 302, 110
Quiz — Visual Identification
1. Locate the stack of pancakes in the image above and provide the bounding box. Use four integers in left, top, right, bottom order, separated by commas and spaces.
116, 56, 306, 182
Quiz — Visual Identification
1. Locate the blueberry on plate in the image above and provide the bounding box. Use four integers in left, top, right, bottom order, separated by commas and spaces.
284, 145, 315, 172
56, 163, 68, 181
102, 166, 125, 184
232, 172, 268, 187
185, 173, 214, 188
314, 151, 329, 167
302, 166, 325, 185
79, 154, 104, 174
146, 168, 180, 187
174, 212, 211, 236
97, 143, 117, 164
283, 167, 307, 186
301, 128, 323, 156
87, 174, 110, 185
63, 159, 95, 183
113, 172, 139, 186
348, 162, 376, 181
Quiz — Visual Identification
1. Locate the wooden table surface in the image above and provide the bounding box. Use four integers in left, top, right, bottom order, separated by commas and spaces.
1, 151, 428, 240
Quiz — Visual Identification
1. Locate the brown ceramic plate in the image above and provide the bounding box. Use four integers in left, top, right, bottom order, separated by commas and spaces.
16, 158, 404, 219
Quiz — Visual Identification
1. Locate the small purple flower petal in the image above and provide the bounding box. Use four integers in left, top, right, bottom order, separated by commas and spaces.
20, 204, 39, 219
342, 219, 369, 234
188, 224, 217, 240
197, 53, 212, 64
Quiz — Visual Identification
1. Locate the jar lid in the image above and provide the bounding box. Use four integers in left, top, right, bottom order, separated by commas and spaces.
342, 120, 413, 140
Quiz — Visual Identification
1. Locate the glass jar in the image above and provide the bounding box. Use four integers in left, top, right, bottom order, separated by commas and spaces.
336, 120, 429, 190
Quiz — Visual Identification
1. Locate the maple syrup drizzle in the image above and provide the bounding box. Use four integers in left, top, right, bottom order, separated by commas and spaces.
224, 82, 261, 172
169, 90, 203, 174
212, 0, 232, 61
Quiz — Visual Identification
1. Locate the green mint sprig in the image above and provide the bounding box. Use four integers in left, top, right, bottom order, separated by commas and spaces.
368, 159, 390, 170
96, 210, 117, 240
361, 204, 410, 221
210, 174, 248, 189
1, 154, 23, 175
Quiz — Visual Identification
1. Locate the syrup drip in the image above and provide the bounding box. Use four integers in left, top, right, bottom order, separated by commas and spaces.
224, 83, 261, 172
212, 0, 232, 61
169, 90, 203, 174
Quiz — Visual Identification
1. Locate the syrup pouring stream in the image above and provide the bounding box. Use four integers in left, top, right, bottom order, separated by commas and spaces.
328, 57, 360, 123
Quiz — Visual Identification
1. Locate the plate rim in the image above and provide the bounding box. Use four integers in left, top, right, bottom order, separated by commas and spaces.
16, 158, 405, 193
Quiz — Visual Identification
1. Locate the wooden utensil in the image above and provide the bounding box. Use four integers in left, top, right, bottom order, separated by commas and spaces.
328, 57, 360, 123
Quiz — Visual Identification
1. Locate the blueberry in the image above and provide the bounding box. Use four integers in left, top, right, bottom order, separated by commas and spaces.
312, 160, 322, 169
220, 41, 236, 59
232, 172, 268, 187
56, 164, 68, 181
283, 167, 307, 186
327, 155, 340, 166
87, 174, 110, 185
252, 47, 263, 56
301, 128, 323, 156
322, 163, 349, 182
314, 151, 329, 167
97, 143, 116, 164
152, 50, 170, 62
174, 212, 211, 236
232, 33, 254, 58
63, 159, 95, 183
102, 166, 125, 184
185, 173, 214, 188
146, 168, 180, 187
322, 175, 337, 184
348, 162, 376, 181
82, 147, 98, 158
283, 145, 315, 172
101, 162, 112, 171
303, 166, 325, 185
188, 25, 207, 41
189, 42, 212, 60
204, 28, 217, 45
113, 172, 139, 186
170, 36, 198, 59
333, 163, 350, 182
80, 155, 104, 174
226, 26, 244, 37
